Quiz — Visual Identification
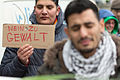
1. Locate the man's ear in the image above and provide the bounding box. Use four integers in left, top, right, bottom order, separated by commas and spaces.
100, 19, 105, 33
56, 6, 60, 16
64, 27, 71, 39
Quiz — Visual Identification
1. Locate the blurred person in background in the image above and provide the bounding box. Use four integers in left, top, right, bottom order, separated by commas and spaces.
99, 9, 119, 35
111, 0, 120, 34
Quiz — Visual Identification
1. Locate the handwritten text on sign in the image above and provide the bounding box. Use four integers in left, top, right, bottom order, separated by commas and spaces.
3, 24, 55, 49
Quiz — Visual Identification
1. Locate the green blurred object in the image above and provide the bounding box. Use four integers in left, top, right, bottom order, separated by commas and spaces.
22, 74, 120, 80
22, 74, 75, 80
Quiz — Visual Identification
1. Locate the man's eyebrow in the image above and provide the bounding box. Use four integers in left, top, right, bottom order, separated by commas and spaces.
84, 22, 94, 25
36, 4, 43, 6
37, 4, 53, 6
46, 5, 54, 6
84, 22, 94, 24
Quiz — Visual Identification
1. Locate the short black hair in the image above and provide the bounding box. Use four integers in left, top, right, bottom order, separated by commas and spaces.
64, 0, 99, 25
35, 0, 59, 6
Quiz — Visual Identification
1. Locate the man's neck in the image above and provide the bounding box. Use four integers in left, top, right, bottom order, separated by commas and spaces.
81, 50, 96, 58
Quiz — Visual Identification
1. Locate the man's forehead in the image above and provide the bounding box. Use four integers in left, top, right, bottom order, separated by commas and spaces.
38, 0, 53, 1
68, 10, 97, 21
68, 15, 99, 28
36, 0, 56, 6
37, 0, 55, 4
70, 9, 96, 17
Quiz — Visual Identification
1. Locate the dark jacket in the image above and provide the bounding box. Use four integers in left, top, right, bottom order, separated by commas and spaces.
38, 35, 120, 78
0, 8, 67, 77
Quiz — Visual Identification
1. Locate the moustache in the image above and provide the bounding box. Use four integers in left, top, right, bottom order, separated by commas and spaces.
77, 37, 94, 43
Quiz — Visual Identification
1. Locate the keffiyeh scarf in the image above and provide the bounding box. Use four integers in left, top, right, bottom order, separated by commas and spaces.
63, 31, 117, 80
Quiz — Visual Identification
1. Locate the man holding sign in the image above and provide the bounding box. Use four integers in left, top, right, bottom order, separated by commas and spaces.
0, 0, 67, 77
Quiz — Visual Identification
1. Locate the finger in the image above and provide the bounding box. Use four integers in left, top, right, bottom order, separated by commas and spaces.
19, 45, 33, 56
19, 48, 33, 62
22, 47, 34, 58
22, 49, 33, 61
18, 44, 30, 53
25, 50, 34, 59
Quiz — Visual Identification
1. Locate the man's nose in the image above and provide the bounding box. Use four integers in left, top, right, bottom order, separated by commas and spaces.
79, 27, 88, 38
42, 7, 47, 15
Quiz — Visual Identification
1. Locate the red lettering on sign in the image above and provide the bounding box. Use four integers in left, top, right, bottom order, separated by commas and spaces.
40, 32, 48, 42
34, 26, 38, 32
28, 26, 33, 31
14, 26, 17, 31
8, 25, 24, 31
14, 34, 20, 42
34, 33, 39, 41
8, 26, 13, 31
28, 26, 38, 32
27, 33, 32, 42
7, 33, 13, 42
18, 26, 24, 31
20, 33, 28, 42
7, 32, 48, 42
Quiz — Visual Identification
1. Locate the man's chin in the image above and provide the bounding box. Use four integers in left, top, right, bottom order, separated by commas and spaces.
79, 48, 94, 54
39, 22, 51, 25
38, 21, 53, 25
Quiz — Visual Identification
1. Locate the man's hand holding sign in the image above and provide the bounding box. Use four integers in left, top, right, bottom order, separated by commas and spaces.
17, 44, 33, 65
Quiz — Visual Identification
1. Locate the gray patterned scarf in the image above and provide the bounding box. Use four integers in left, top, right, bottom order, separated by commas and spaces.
63, 31, 117, 80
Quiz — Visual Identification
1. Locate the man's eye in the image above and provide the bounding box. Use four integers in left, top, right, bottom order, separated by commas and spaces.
47, 6, 53, 9
72, 27, 80, 31
37, 5, 43, 9
86, 25, 93, 28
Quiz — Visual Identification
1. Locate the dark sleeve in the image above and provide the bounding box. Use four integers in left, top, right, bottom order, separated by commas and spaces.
37, 60, 62, 75
37, 63, 51, 75
0, 47, 28, 77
